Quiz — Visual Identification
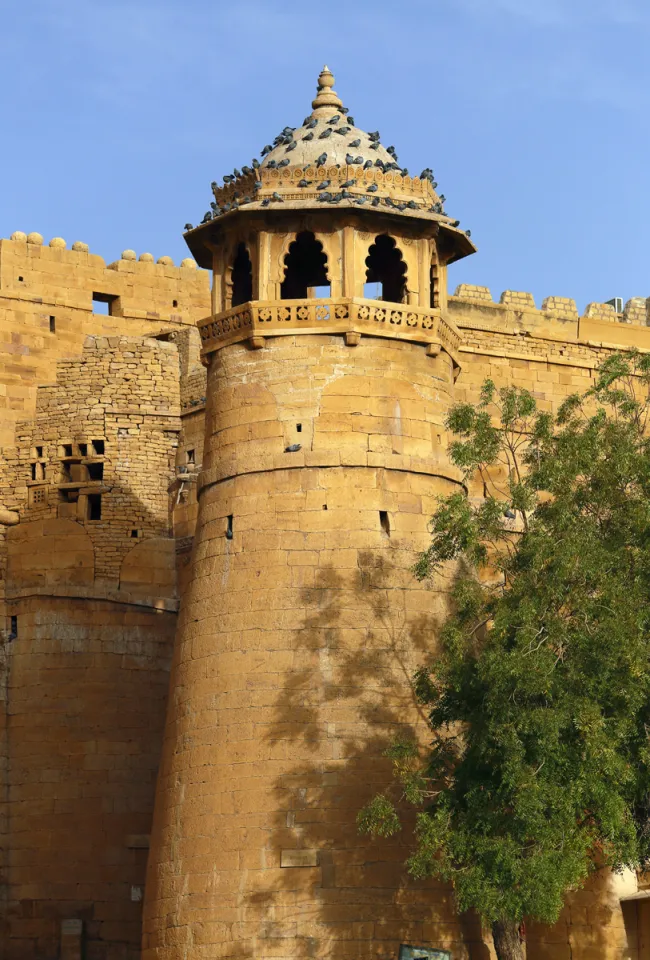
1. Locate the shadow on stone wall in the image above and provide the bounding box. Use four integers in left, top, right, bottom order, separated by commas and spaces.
236, 549, 489, 959
234, 548, 630, 960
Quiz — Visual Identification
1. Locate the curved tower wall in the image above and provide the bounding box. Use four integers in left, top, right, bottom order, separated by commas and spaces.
142, 330, 473, 959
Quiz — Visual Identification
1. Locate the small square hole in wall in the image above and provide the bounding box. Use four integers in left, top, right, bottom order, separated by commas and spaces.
49, 316, 56, 333
87, 462, 104, 481
92, 439, 105, 455
130, 529, 140, 539
35, 446, 43, 458
18, 276, 24, 283
172, 300, 178, 308
92, 293, 118, 316
61, 443, 73, 458
78, 442, 87, 456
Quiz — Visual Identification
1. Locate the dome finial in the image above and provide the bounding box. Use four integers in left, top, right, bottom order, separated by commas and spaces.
311, 65, 343, 118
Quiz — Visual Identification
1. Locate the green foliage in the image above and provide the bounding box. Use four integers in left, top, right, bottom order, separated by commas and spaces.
359, 351, 650, 928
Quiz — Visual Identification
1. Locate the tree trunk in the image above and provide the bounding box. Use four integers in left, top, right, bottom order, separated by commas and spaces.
492, 919, 526, 960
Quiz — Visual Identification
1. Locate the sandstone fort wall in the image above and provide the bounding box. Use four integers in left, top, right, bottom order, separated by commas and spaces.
1, 233, 650, 958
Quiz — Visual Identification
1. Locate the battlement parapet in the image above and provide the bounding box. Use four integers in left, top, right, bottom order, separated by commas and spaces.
0, 233, 209, 318
540, 295, 579, 320
452, 284, 650, 335
453, 283, 493, 304
584, 302, 617, 321
500, 290, 536, 310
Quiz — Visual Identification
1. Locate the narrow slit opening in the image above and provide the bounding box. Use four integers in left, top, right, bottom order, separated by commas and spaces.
379, 510, 390, 538
226, 515, 234, 540
9, 615, 17, 640
296, 424, 302, 433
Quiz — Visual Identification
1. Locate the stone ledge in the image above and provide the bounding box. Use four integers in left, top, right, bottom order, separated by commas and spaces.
4, 585, 179, 612
198, 459, 464, 496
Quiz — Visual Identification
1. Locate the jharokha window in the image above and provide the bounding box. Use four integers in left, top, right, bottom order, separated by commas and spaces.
231, 243, 253, 307
365, 235, 407, 304
281, 232, 329, 300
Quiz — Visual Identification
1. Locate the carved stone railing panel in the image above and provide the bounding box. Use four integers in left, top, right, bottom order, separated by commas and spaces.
198, 298, 462, 364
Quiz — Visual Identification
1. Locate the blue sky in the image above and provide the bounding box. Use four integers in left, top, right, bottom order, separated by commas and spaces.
2, 0, 649, 311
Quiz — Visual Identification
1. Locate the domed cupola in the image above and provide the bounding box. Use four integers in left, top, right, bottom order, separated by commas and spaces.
184, 67, 475, 374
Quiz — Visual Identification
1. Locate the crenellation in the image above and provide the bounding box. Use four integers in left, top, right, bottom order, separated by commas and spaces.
624, 297, 648, 325
541, 295, 579, 319
454, 282, 493, 302
0, 234, 210, 448
500, 289, 536, 309
584, 301, 618, 320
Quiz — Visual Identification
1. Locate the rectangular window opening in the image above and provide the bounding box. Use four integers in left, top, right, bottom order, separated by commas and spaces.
364, 281, 382, 300
186, 449, 195, 464
92, 293, 118, 316
226, 515, 234, 540
296, 423, 302, 433
379, 510, 390, 538
131, 529, 140, 539
78, 442, 88, 456
92, 439, 105, 456
172, 299, 178, 308
31, 463, 37, 481
87, 462, 104, 481
18, 276, 24, 282
62, 443, 73, 458
9, 616, 17, 641
35, 446, 43, 458
49, 315, 56, 333
87, 494, 102, 521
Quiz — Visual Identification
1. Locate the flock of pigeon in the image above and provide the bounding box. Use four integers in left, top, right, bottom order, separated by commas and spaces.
184, 108, 470, 238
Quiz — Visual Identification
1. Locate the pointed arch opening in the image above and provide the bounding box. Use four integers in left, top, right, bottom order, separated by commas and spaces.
231, 243, 253, 307
281, 232, 330, 300
365, 235, 407, 304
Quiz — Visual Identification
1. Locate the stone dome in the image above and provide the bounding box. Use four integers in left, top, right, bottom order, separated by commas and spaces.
184, 66, 475, 269
200, 67, 449, 223
259, 67, 395, 172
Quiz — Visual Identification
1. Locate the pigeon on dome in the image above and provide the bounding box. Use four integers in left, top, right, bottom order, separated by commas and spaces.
257, 67, 395, 173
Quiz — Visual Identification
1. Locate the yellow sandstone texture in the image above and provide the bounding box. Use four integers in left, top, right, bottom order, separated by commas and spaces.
1, 68, 650, 959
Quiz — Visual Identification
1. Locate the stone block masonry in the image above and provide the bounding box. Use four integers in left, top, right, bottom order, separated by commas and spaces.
0, 233, 210, 448
3, 203, 650, 960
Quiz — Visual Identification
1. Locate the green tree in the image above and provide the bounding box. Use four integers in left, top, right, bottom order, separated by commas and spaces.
359, 352, 650, 960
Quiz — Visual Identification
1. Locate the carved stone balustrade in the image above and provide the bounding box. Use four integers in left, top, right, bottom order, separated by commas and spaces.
198, 297, 462, 367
